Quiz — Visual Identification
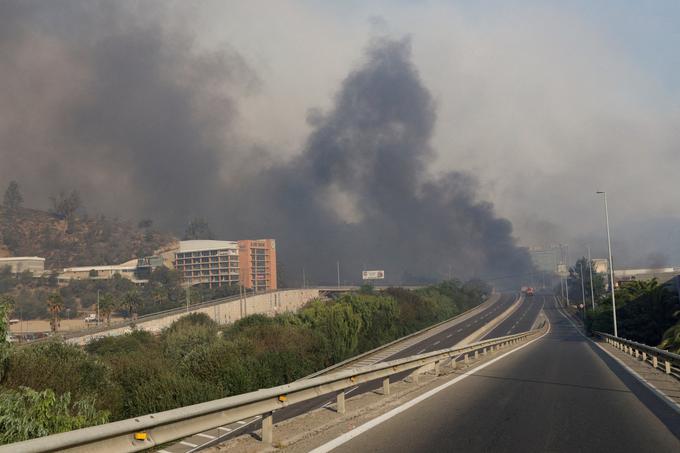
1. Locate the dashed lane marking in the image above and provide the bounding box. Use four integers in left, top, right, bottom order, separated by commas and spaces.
196, 433, 216, 439
180, 441, 198, 448
433, 340, 440, 346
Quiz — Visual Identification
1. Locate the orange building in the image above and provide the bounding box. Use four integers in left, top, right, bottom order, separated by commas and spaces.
238, 239, 277, 291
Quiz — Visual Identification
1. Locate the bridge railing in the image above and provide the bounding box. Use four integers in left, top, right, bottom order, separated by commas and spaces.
594, 331, 680, 380
0, 327, 543, 453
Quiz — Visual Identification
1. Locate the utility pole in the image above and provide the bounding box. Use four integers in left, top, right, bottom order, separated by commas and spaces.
597, 191, 618, 336
565, 245, 570, 306
579, 262, 587, 323
588, 246, 596, 310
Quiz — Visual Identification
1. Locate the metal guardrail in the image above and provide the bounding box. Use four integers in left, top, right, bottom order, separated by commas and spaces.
0, 327, 542, 452
595, 331, 680, 380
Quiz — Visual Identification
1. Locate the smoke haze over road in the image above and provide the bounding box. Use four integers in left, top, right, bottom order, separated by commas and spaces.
3, 1, 678, 282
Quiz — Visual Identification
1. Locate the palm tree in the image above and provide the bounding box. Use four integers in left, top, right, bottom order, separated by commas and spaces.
46, 293, 64, 332
621, 278, 659, 300
99, 294, 118, 326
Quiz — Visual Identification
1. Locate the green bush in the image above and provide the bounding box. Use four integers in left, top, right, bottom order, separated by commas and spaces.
0, 387, 108, 444
3, 342, 113, 403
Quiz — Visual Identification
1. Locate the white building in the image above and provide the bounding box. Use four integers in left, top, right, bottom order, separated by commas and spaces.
0, 256, 45, 275
174, 240, 241, 287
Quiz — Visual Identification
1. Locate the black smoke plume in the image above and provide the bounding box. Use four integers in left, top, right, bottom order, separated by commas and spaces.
0, 1, 533, 285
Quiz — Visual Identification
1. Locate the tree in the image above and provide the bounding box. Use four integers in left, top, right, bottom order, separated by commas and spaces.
121, 291, 141, 320
0, 295, 14, 381
99, 293, 118, 326
137, 219, 153, 229
0, 387, 109, 444
3, 181, 23, 211
183, 217, 214, 240
49, 190, 82, 220
46, 293, 64, 332
567, 257, 606, 304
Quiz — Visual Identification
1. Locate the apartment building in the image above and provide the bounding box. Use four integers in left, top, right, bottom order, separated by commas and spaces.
173, 240, 240, 288
238, 239, 277, 291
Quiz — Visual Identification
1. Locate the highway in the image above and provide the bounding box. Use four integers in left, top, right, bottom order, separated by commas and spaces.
321, 295, 680, 452
483, 292, 544, 339
168, 293, 526, 452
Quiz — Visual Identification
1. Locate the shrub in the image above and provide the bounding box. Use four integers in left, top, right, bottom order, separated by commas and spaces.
0, 387, 108, 444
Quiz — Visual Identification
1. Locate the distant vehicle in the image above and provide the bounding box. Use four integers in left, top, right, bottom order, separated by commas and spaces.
521, 286, 535, 296
84, 314, 99, 323
8, 318, 20, 325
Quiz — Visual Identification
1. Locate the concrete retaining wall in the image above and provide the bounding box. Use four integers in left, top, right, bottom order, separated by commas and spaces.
67, 289, 321, 345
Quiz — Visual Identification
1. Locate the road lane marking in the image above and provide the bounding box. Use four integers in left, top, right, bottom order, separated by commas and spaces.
218, 427, 232, 432
446, 334, 452, 338
555, 301, 680, 415
310, 321, 551, 453
433, 340, 440, 346
417, 348, 426, 354
180, 441, 198, 447
196, 433, 216, 439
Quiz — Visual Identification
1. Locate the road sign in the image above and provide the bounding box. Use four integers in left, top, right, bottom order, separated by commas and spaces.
362, 270, 385, 280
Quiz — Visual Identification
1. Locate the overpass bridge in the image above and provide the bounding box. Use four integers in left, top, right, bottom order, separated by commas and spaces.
3, 294, 680, 452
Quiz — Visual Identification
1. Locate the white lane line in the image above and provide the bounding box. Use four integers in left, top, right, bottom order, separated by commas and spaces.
446, 334, 452, 338
554, 301, 680, 415
180, 441, 198, 447
218, 427, 232, 432
456, 328, 462, 332
236, 420, 247, 425
158, 450, 173, 453
417, 348, 427, 354
310, 321, 551, 453
433, 340, 440, 346
196, 433, 216, 439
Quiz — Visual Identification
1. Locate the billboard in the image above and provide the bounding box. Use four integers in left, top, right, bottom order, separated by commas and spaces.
362, 270, 385, 280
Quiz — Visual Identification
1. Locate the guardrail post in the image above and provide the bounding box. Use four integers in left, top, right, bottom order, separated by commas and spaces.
482, 347, 487, 356
665, 360, 672, 375
652, 356, 658, 369
383, 377, 390, 396
434, 360, 441, 376
474, 350, 479, 360
336, 391, 346, 414
262, 411, 273, 444
464, 353, 470, 364
634, 349, 639, 359
642, 351, 647, 362
450, 357, 457, 370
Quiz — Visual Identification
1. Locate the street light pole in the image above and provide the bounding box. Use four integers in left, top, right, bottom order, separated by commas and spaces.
597, 191, 618, 336
579, 262, 587, 322
587, 246, 595, 310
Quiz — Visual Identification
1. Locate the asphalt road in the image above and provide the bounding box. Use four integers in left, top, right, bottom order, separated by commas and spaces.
483, 293, 544, 339
328, 295, 680, 453
186, 293, 524, 451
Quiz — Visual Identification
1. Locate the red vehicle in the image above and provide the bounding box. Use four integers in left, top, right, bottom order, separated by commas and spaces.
521, 286, 535, 296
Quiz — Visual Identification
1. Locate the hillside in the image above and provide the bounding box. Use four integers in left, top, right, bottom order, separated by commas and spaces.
0, 206, 177, 270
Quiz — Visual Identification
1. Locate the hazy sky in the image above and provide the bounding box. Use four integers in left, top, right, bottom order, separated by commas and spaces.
194, 0, 680, 266
2, 0, 679, 276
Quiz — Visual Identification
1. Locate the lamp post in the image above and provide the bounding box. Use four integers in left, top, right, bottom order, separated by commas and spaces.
597, 191, 618, 337
579, 262, 587, 323
587, 246, 595, 310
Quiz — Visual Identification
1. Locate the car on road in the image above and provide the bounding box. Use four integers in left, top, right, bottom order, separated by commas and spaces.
84, 314, 100, 323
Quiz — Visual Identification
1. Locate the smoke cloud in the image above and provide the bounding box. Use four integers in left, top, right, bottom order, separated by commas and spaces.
0, 1, 532, 284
